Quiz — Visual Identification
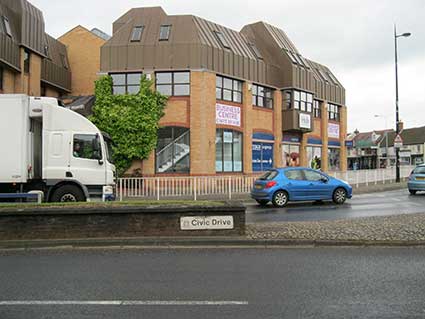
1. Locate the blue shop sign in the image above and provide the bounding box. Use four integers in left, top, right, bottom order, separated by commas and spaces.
252, 142, 274, 171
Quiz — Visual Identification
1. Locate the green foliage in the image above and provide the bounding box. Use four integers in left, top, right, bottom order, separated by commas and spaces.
90, 75, 167, 176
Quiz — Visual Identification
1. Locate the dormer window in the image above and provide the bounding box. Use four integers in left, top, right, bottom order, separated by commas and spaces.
130, 26, 144, 42
159, 25, 171, 41
2, 16, 11, 37
60, 54, 68, 69
285, 50, 298, 64
248, 43, 263, 60
44, 45, 50, 58
214, 31, 230, 49
327, 71, 339, 86
316, 68, 330, 83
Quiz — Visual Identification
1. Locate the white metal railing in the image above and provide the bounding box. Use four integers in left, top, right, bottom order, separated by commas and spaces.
117, 166, 415, 201
331, 165, 415, 188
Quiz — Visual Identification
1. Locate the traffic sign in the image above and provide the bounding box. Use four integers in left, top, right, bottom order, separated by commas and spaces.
394, 134, 403, 149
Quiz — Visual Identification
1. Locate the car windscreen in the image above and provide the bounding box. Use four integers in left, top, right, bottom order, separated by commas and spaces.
413, 166, 425, 174
258, 170, 278, 180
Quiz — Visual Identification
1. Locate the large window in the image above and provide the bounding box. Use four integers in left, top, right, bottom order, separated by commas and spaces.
328, 103, 340, 121
111, 73, 142, 95
283, 90, 313, 112
156, 126, 190, 173
328, 148, 340, 171
252, 84, 273, 109
313, 100, 321, 118
216, 129, 242, 172
23, 49, 30, 74
283, 91, 291, 110
282, 144, 300, 167
73, 134, 101, 160
307, 146, 322, 169
159, 25, 171, 41
156, 71, 190, 96
216, 75, 242, 103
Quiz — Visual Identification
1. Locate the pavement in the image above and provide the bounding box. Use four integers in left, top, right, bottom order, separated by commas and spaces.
1, 247, 424, 319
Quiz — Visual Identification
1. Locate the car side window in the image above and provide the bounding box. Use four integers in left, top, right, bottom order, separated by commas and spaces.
304, 170, 324, 181
284, 170, 304, 181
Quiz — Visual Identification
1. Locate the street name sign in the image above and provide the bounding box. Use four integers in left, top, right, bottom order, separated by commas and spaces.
180, 216, 234, 230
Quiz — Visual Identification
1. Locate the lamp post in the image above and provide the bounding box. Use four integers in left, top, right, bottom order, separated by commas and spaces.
394, 25, 411, 183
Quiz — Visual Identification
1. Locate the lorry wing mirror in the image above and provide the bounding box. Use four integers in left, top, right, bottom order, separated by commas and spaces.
92, 134, 103, 164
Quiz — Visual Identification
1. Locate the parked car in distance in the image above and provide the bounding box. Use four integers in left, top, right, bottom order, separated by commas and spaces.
408, 165, 425, 195
251, 167, 353, 207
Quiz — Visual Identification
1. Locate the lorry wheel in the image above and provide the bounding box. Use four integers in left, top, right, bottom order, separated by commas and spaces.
51, 185, 85, 202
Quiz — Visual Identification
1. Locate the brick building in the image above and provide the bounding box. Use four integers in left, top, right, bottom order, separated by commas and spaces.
0, 0, 71, 97
100, 7, 348, 176
58, 25, 109, 97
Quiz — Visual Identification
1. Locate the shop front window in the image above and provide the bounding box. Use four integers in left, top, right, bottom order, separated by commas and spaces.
216, 129, 242, 172
328, 148, 340, 171
156, 126, 190, 173
307, 146, 322, 169
282, 144, 300, 167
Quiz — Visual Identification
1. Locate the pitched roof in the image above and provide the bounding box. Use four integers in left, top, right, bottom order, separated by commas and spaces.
387, 126, 425, 147
351, 129, 393, 148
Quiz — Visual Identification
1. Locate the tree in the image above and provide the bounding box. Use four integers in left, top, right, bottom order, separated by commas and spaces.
90, 75, 167, 176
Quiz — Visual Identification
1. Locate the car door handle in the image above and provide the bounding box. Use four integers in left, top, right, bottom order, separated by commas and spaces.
309, 183, 314, 186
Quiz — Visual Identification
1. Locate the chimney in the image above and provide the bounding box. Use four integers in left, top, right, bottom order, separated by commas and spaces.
398, 121, 404, 131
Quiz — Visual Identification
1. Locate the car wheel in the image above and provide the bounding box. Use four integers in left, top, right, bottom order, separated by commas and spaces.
255, 199, 269, 207
272, 190, 288, 208
51, 185, 85, 202
409, 189, 417, 195
333, 188, 347, 205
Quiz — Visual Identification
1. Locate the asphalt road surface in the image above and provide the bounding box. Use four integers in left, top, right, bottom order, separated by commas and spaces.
246, 189, 425, 223
0, 247, 425, 319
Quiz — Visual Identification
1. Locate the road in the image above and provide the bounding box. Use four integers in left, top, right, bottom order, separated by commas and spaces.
246, 189, 425, 223
0, 247, 425, 319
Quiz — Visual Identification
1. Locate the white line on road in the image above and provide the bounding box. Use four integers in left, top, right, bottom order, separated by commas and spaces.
0, 300, 248, 306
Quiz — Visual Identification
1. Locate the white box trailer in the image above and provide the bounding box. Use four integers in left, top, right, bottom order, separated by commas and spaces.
0, 95, 115, 202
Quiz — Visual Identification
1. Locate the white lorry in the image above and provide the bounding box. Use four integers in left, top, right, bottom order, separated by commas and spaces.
0, 94, 116, 202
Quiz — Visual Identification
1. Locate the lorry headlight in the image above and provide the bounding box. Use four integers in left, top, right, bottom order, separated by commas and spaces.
103, 185, 114, 195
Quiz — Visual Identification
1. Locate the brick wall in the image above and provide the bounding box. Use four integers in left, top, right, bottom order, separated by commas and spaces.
189, 71, 216, 175
0, 204, 245, 240
59, 26, 106, 96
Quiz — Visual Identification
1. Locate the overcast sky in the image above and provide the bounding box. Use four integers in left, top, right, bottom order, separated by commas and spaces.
32, 0, 425, 133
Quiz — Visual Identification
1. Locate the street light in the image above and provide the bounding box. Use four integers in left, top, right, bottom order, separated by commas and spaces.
394, 25, 411, 183
374, 114, 389, 129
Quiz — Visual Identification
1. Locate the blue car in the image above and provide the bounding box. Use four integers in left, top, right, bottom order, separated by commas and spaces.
408, 165, 425, 195
251, 167, 353, 207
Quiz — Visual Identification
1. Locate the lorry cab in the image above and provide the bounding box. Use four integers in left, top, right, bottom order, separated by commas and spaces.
0, 95, 115, 202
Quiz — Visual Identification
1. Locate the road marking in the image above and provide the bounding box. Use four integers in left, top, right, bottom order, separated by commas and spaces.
0, 300, 248, 306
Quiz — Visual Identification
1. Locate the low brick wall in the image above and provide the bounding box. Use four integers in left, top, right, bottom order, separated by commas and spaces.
0, 204, 245, 240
